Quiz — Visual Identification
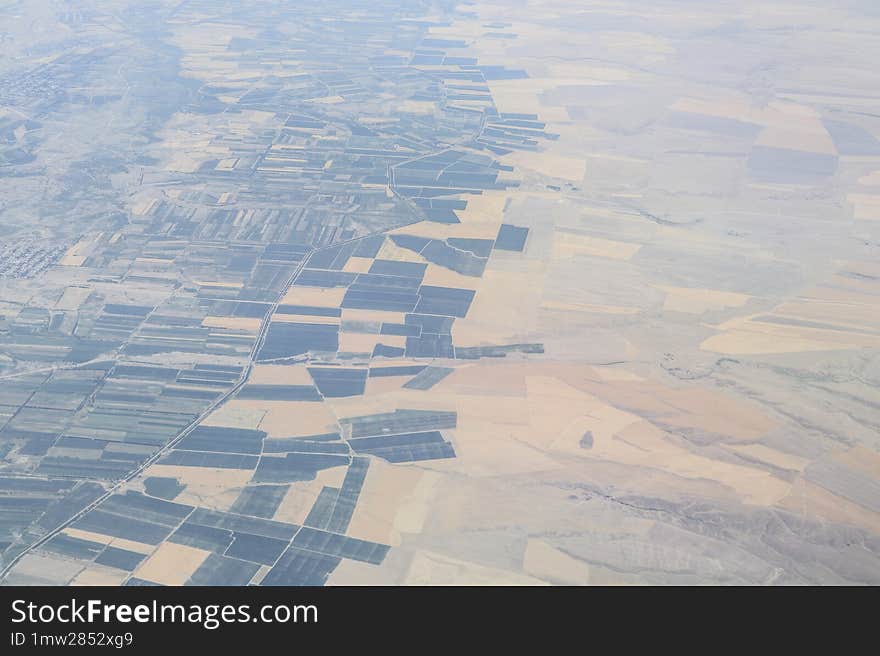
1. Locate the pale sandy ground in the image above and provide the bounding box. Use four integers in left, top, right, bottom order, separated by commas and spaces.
271, 313, 341, 325
71, 568, 129, 586
201, 404, 265, 429
279, 286, 347, 306
341, 308, 407, 325
658, 286, 751, 314
331, 1, 880, 585
227, 399, 340, 437
134, 543, 210, 585
365, 375, 411, 396
202, 316, 261, 331
552, 230, 641, 261
7, 553, 84, 585
249, 364, 314, 385
374, 239, 428, 263
143, 464, 252, 511
344, 458, 427, 546
63, 528, 155, 555
342, 257, 374, 273
59, 233, 103, 267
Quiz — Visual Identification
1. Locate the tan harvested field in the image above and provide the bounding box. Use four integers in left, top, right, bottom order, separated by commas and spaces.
374, 239, 429, 263
234, 399, 340, 437
658, 286, 751, 314
143, 464, 252, 511
249, 364, 314, 385
364, 375, 411, 395
421, 264, 482, 289
62, 528, 154, 555
342, 257, 374, 273
340, 308, 407, 325
71, 567, 129, 586
201, 404, 265, 429
202, 316, 261, 331
344, 458, 426, 546
271, 313, 341, 325
279, 286, 347, 307
134, 543, 210, 586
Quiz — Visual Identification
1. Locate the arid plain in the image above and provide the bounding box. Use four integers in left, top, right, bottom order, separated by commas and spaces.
327, 1, 880, 584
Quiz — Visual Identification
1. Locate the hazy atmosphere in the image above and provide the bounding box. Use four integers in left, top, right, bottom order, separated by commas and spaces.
1, 0, 879, 585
